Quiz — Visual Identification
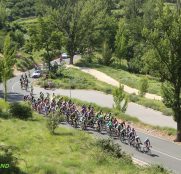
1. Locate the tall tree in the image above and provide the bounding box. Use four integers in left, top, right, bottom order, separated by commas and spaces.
0, 34, 16, 101
50, 0, 110, 64
143, 1, 181, 141
29, 17, 62, 70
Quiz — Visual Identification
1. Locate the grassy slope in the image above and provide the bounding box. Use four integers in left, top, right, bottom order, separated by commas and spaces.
0, 114, 168, 174
40, 68, 115, 94
95, 65, 162, 96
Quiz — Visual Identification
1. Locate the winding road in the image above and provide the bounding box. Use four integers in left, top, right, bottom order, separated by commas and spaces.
0, 59, 181, 173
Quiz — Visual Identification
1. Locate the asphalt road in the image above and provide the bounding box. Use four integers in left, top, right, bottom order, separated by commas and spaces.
0, 58, 181, 173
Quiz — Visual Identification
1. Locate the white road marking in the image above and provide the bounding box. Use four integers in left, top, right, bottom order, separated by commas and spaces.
152, 148, 181, 161
132, 157, 149, 166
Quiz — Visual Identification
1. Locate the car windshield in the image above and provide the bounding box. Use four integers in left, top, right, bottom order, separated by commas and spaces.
35, 70, 41, 73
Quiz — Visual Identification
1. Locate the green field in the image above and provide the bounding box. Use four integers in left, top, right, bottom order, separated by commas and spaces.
0, 112, 169, 174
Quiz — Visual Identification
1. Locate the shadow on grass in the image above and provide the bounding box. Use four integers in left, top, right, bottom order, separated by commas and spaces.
0, 167, 27, 174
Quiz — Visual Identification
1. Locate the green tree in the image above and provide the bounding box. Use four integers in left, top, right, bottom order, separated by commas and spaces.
112, 84, 128, 113
143, 1, 181, 141
0, 34, 16, 101
29, 17, 62, 70
100, 40, 112, 66
50, 0, 110, 64
139, 77, 149, 97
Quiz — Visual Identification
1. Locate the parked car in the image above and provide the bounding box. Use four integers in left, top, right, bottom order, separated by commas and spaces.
61, 53, 68, 59
32, 70, 42, 78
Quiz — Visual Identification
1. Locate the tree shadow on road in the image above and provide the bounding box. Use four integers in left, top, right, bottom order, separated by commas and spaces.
0, 91, 24, 102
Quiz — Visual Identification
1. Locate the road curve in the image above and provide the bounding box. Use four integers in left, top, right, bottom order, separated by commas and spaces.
0, 59, 181, 173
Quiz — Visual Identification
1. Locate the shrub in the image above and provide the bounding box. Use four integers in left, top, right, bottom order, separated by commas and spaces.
100, 41, 113, 66
0, 99, 10, 112
47, 112, 62, 134
96, 139, 131, 161
9, 102, 32, 120
139, 77, 149, 97
112, 84, 128, 113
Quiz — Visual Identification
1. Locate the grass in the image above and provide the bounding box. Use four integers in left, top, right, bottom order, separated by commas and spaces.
0, 113, 169, 174
129, 94, 173, 116
76, 60, 162, 96
75, 60, 173, 116
0, 99, 10, 112
39, 68, 115, 94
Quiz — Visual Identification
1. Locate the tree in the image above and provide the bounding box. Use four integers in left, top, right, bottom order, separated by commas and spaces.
0, 34, 16, 101
112, 84, 128, 113
100, 40, 112, 66
143, 1, 181, 141
50, 0, 110, 64
29, 17, 62, 70
139, 77, 149, 97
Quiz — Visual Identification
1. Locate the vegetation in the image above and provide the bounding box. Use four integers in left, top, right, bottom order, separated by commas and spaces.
0, 34, 16, 101
143, 1, 181, 141
9, 102, 32, 120
77, 63, 162, 96
0, 0, 180, 141
129, 94, 173, 116
28, 17, 62, 70
112, 84, 128, 113
46, 112, 64, 134
0, 144, 25, 174
0, 113, 169, 174
38, 67, 114, 94
139, 77, 149, 97
99, 40, 113, 66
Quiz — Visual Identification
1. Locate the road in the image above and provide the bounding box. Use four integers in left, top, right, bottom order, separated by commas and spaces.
0, 59, 181, 173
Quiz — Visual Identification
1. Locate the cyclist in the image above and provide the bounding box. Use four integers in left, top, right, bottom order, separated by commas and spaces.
144, 137, 151, 148
128, 128, 136, 145
135, 136, 142, 149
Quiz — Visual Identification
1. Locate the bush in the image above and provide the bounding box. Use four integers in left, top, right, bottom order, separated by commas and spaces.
112, 84, 128, 113
96, 139, 131, 161
47, 112, 64, 134
100, 41, 113, 66
9, 102, 32, 120
0, 99, 10, 112
139, 77, 149, 97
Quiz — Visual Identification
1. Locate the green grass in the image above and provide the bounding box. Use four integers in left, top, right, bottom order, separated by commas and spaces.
75, 60, 173, 116
0, 113, 169, 174
76, 60, 162, 96
0, 99, 10, 112
39, 68, 115, 94
129, 94, 173, 116
95, 66, 162, 96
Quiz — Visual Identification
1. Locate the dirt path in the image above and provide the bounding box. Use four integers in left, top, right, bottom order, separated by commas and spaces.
67, 65, 162, 101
